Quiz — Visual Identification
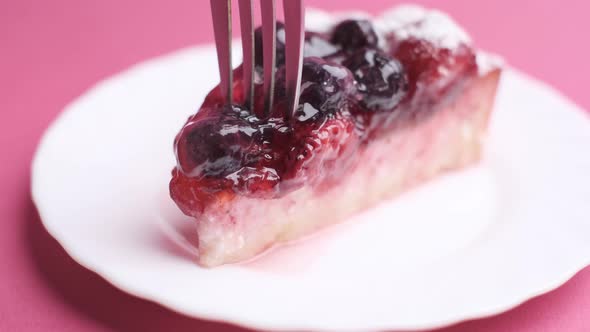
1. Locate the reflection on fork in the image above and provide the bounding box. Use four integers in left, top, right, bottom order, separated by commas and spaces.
209, 0, 304, 118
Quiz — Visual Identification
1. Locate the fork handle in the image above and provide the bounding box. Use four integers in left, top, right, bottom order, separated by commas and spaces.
210, 0, 233, 104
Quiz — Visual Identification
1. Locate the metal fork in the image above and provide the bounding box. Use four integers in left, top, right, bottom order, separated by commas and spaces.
209, 0, 304, 118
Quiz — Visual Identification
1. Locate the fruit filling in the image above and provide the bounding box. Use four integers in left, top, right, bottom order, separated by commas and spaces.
171, 17, 478, 217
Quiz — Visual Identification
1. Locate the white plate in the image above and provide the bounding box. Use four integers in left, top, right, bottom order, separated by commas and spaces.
32, 44, 590, 331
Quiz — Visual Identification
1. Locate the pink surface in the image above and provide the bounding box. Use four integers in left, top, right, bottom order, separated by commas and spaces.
1, 0, 589, 331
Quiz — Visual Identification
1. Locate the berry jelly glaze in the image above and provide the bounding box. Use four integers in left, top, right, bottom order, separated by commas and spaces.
171, 19, 477, 217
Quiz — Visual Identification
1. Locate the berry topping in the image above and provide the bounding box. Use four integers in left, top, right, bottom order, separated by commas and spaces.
343, 48, 408, 111
286, 110, 359, 188
175, 104, 290, 180
331, 20, 379, 50
295, 57, 356, 122
390, 39, 476, 95
174, 86, 359, 199
171, 16, 480, 216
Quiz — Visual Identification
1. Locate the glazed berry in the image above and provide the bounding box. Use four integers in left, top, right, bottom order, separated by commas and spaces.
343, 48, 408, 111
255, 22, 286, 67
295, 57, 356, 122
175, 104, 290, 179
331, 19, 379, 50
289, 109, 359, 181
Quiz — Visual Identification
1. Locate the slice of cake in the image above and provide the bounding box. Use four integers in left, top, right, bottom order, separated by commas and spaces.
170, 5, 502, 267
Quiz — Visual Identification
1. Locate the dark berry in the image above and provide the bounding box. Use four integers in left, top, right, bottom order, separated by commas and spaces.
255, 22, 286, 68
344, 48, 408, 111
175, 104, 290, 179
331, 20, 379, 50
294, 57, 356, 122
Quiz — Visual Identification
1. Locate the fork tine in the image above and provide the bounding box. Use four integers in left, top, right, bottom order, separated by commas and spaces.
238, 0, 255, 111
260, 0, 277, 117
283, 0, 305, 119
210, 0, 233, 105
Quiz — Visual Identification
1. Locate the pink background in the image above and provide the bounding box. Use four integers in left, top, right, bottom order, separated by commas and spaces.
1, 0, 589, 331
